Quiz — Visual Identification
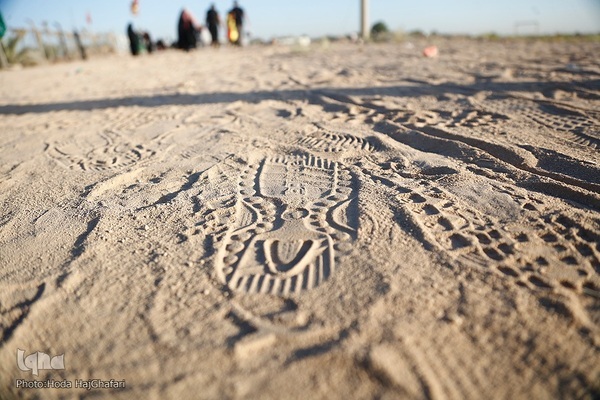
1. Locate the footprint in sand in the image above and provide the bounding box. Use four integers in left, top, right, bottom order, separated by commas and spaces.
215, 155, 357, 295
474, 96, 600, 148
363, 162, 600, 306
394, 108, 506, 131
46, 131, 155, 172
297, 126, 378, 153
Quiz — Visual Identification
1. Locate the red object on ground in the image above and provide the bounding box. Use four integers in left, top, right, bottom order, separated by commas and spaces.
423, 45, 439, 58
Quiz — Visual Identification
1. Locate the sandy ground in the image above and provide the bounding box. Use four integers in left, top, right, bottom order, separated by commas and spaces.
0, 38, 599, 399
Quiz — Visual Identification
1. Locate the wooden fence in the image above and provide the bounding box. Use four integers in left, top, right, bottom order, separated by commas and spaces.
0, 26, 119, 68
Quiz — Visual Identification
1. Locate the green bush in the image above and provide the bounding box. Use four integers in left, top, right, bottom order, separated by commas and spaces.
371, 21, 389, 41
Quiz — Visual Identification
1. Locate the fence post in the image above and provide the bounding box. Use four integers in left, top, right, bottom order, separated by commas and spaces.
28, 21, 49, 60
0, 41, 8, 68
73, 30, 87, 60
55, 23, 70, 60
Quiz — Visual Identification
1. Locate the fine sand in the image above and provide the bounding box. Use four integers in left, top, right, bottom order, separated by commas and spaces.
0, 38, 599, 399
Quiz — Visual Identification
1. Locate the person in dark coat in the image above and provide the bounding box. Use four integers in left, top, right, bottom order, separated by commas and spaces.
127, 24, 140, 56
177, 9, 199, 51
206, 4, 221, 47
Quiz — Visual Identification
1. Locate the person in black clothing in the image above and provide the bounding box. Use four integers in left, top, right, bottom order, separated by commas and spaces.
177, 9, 199, 51
127, 23, 140, 56
228, 1, 244, 45
127, 24, 154, 55
206, 4, 221, 47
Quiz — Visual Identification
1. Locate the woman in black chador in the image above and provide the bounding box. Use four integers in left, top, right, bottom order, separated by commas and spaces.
127, 23, 140, 56
177, 9, 199, 51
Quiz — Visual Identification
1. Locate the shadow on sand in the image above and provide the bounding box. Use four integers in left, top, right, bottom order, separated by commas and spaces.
1, 79, 598, 115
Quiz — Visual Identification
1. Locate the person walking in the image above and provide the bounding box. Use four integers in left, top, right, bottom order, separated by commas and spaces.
206, 4, 221, 47
227, 1, 245, 46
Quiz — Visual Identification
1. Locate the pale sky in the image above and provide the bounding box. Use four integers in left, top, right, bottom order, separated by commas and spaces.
1, 0, 599, 42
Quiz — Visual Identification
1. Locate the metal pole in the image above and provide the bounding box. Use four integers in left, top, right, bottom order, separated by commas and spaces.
361, 0, 369, 40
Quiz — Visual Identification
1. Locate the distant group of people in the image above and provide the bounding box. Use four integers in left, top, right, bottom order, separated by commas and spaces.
178, 1, 245, 51
127, 1, 245, 56
127, 23, 154, 55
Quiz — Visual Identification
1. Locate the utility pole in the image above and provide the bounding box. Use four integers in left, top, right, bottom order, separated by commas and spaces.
361, 0, 369, 40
